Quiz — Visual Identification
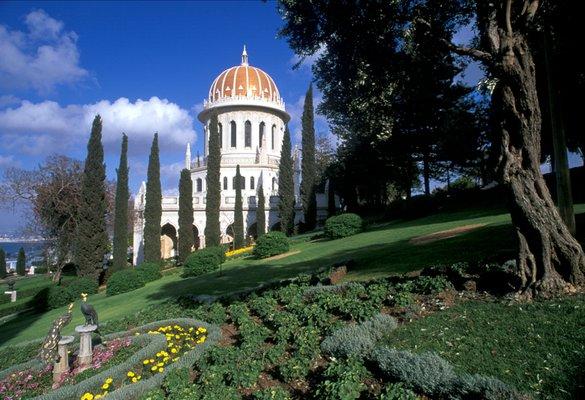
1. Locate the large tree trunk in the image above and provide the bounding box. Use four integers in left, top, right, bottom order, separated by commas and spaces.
490, 22, 584, 298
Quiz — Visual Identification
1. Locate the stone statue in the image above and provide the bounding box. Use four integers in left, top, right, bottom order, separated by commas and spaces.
39, 303, 74, 365
6, 278, 15, 291
80, 293, 99, 331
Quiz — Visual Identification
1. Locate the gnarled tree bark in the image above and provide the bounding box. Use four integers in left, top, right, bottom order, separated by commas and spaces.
455, 1, 585, 298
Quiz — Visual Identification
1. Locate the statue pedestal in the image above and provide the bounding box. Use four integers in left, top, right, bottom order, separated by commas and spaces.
75, 325, 97, 371
52, 335, 74, 387
4, 291, 16, 302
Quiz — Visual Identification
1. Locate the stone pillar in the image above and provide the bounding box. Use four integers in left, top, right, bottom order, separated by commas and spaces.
4, 291, 17, 302
75, 325, 97, 371
53, 335, 74, 387
199, 235, 206, 249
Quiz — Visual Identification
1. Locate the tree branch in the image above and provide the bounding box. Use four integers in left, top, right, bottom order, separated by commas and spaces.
442, 39, 493, 64
521, 0, 539, 21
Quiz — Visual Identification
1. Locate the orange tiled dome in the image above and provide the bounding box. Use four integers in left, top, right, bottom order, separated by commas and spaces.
208, 47, 281, 104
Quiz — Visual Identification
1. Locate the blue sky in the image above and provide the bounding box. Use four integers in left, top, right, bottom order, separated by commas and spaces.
0, 0, 328, 232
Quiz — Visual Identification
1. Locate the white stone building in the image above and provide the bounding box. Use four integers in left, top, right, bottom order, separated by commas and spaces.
133, 48, 330, 264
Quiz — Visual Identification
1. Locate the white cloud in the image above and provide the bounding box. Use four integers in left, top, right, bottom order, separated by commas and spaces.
0, 9, 89, 93
0, 97, 197, 156
289, 44, 327, 71
0, 155, 21, 169
286, 92, 330, 145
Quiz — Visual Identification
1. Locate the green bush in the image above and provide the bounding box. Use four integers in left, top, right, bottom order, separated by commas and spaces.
136, 262, 162, 283
253, 231, 289, 259
183, 247, 225, 278
253, 387, 292, 400
379, 383, 419, 400
321, 314, 397, 359
67, 277, 99, 298
324, 213, 363, 239
315, 357, 369, 399
46, 285, 75, 309
106, 269, 145, 296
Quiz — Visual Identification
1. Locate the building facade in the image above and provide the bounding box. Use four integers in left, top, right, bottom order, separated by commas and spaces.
133, 48, 330, 264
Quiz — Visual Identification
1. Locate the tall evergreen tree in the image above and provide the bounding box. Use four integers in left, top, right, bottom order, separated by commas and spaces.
112, 134, 129, 272
301, 84, 317, 230
256, 178, 266, 237
144, 133, 162, 263
205, 114, 222, 247
74, 115, 109, 280
178, 168, 194, 263
0, 249, 6, 279
233, 165, 244, 249
278, 126, 295, 235
16, 247, 26, 276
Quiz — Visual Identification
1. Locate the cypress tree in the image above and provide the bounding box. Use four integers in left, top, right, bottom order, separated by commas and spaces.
301, 83, 317, 230
112, 134, 129, 272
0, 248, 6, 279
144, 133, 162, 263
278, 125, 295, 235
178, 168, 194, 263
327, 178, 336, 217
205, 114, 222, 247
74, 115, 109, 280
233, 165, 244, 249
16, 247, 26, 276
256, 178, 266, 237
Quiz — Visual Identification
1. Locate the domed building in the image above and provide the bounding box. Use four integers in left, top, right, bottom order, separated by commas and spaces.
133, 48, 331, 264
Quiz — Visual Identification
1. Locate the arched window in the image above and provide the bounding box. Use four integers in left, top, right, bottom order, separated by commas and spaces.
223, 176, 228, 190
272, 177, 277, 191
250, 176, 255, 190
218, 123, 223, 148
271, 125, 276, 150
259, 122, 265, 148
230, 121, 237, 148
244, 121, 252, 147
196, 178, 203, 192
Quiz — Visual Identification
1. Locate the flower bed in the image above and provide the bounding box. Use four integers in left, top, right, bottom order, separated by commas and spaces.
0, 318, 219, 400
225, 245, 254, 259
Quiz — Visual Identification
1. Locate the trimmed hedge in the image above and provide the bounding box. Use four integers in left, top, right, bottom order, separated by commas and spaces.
183, 247, 225, 278
67, 277, 99, 298
321, 314, 397, 359
324, 213, 363, 239
253, 231, 289, 259
136, 262, 162, 283
107, 269, 145, 296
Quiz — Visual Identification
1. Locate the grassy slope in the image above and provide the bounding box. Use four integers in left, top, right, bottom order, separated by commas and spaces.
1, 205, 583, 346
383, 295, 585, 399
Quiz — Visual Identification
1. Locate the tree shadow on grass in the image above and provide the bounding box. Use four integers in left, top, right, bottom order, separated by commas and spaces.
145, 223, 517, 302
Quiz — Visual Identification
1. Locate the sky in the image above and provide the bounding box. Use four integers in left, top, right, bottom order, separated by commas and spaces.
0, 0, 330, 233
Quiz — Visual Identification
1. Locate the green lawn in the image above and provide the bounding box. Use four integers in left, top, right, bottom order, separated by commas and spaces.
382, 295, 585, 399
1, 205, 583, 346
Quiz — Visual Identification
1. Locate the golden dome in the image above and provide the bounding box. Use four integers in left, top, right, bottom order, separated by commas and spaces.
208, 46, 281, 104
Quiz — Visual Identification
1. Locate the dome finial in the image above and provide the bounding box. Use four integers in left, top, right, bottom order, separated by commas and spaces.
241, 45, 248, 66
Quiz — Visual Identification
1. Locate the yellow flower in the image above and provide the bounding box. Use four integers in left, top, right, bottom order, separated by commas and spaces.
158, 367, 164, 373
105, 378, 113, 384
143, 359, 150, 365
151, 365, 157, 371
171, 348, 178, 353
101, 383, 109, 390
131, 377, 138, 383
81, 393, 94, 400
95, 396, 102, 400
127, 371, 135, 377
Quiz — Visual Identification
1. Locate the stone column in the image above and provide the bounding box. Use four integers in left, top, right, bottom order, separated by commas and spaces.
52, 335, 74, 387
75, 325, 97, 371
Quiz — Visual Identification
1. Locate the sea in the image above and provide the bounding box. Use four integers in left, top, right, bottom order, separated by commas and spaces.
0, 241, 47, 260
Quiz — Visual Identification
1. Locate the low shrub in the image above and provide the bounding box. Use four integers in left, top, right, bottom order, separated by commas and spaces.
253, 386, 292, 400
324, 213, 363, 239
67, 277, 99, 298
136, 262, 162, 283
379, 383, 419, 400
106, 269, 145, 296
370, 347, 457, 397
253, 231, 290, 259
398, 275, 453, 295
183, 247, 225, 278
321, 314, 397, 359
315, 357, 369, 399
46, 285, 75, 309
